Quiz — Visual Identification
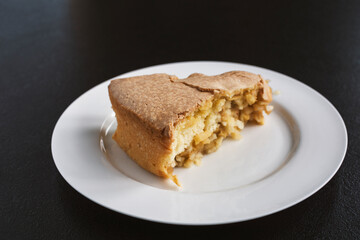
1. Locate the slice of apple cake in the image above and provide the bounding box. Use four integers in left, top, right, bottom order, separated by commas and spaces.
108, 71, 272, 186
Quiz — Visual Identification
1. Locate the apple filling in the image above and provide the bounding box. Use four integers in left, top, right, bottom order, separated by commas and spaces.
172, 88, 273, 168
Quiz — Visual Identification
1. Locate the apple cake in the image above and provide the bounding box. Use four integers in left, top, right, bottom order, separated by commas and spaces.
108, 71, 273, 186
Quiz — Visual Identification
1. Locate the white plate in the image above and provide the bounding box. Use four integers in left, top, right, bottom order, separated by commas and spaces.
51, 61, 347, 225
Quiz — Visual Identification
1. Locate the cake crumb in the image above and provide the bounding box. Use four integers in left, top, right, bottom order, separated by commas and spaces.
273, 90, 281, 95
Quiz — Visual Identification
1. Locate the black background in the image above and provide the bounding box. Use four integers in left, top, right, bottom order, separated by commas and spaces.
1, 0, 359, 239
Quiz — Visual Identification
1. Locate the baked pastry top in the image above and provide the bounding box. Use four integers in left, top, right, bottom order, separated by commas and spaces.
108, 71, 272, 186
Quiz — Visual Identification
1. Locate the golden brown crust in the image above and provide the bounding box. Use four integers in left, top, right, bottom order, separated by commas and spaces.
110, 101, 173, 178
108, 74, 213, 140
260, 79, 272, 102
174, 71, 262, 95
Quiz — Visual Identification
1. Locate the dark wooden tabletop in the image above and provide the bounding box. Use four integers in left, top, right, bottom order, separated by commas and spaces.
1, 0, 359, 239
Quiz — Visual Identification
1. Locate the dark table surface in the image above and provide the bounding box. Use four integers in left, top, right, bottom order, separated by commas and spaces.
1, 0, 359, 239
